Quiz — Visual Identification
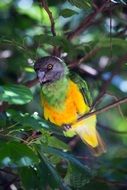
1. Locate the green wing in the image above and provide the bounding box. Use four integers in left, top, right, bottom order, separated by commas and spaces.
69, 72, 93, 107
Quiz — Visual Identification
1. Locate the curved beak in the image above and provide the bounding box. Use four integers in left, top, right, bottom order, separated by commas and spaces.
37, 71, 46, 84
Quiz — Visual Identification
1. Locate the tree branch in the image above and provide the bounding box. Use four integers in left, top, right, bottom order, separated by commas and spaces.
25, 78, 38, 88
69, 46, 100, 68
0, 102, 9, 113
40, 0, 60, 56
78, 96, 127, 121
40, 0, 56, 36
92, 53, 127, 108
96, 177, 127, 187
0, 168, 17, 176
68, 136, 80, 150
67, 0, 110, 40
98, 123, 127, 135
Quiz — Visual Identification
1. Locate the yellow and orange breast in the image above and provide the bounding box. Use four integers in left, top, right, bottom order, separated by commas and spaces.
41, 80, 89, 126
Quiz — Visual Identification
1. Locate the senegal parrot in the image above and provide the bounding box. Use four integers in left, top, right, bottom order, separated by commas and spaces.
34, 56, 106, 156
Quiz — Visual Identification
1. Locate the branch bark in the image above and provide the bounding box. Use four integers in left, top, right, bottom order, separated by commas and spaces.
93, 53, 127, 108
40, 0, 56, 36
78, 96, 127, 121
67, 0, 110, 40
98, 123, 127, 135
96, 177, 127, 187
25, 78, 38, 88
69, 46, 100, 68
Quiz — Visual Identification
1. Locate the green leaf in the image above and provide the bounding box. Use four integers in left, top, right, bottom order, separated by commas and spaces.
60, 8, 78, 18
100, 38, 127, 49
38, 145, 91, 175
34, 34, 76, 56
39, 152, 70, 190
0, 0, 12, 9
37, 145, 92, 189
37, 160, 60, 189
48, 136, 69, 150
7, 109, 63, 135
68, 0, 92, 9
35, 34, 64, 47
0, 142, 39, 167
0, 84, 33, 105
66, 163, 91, 188
19, 167, 40, 190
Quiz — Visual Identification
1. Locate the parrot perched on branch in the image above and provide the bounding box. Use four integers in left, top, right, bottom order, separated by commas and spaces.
34, 56, 106, 156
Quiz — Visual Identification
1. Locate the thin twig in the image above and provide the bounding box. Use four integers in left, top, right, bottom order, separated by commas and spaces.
0, 102, 8, 113
67, 0, 121, 41
69, 46, 100, 68
98, 123, 127, 135
106, 92, 127, 121
96, 177, 127, 187
78, 96, 127, 122
79, 47, 100, 64
0, 168, 17, 176
25, 78, 38, 88
91, 2, 126, 108
92, 53, 127, 108
5, 176, 19, 189
0, 134, 28, 144
110, 1, 113, 66
67, 0, 110, 40
116, 25, 127, 37
68, 136, 80, 150
40, 0, 56, 36
40, 0, 60, 56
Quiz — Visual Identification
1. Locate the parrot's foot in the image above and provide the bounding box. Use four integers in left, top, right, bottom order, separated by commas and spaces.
63, 124, 71, 131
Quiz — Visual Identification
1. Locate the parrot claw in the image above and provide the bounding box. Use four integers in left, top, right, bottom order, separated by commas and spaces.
63, 124, 71, 131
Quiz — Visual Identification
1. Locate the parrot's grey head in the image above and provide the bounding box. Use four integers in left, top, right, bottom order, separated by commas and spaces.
34, 56, 68, 85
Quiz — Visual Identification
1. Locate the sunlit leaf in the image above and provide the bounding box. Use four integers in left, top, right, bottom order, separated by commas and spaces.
0, 84, 33, 105
24, 67, 34, 73
0, 142, 39, 167
7, 109, 63, 135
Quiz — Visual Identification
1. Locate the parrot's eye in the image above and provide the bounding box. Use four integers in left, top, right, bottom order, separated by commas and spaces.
47, 64, 53, 70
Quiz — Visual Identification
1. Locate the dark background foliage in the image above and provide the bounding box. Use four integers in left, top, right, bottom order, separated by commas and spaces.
0, 0, 127, 189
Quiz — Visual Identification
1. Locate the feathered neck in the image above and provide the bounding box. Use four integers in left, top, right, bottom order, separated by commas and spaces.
41, 76, 69, 109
